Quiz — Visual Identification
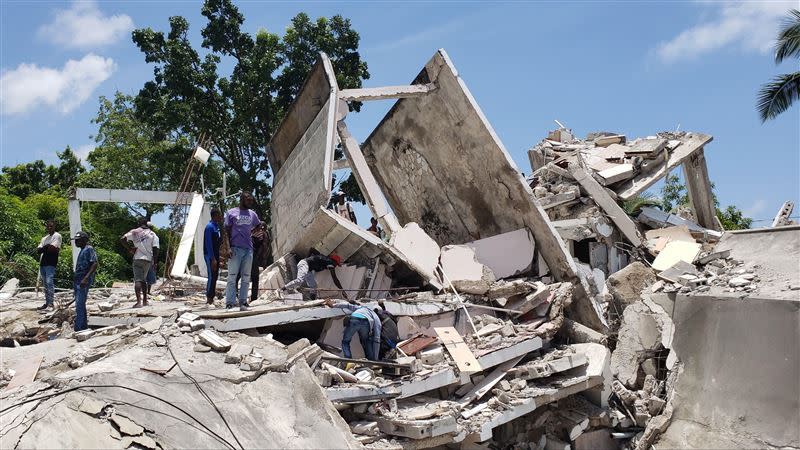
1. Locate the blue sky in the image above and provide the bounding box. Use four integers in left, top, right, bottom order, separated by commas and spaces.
1, 0, 798, 226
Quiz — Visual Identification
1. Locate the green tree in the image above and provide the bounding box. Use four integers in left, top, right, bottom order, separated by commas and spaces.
0, 147, 85, 198
660, 174, 751, 230
757, 9, 800, 121
130, 0, 370, 219
82, 92, 223, 219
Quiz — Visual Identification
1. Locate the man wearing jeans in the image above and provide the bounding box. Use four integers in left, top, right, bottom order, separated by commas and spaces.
203, 209, 223, 305
36, 219, 61, 310
224, 192, 260, 311
71, 231, 98, 332
326, 300, 382, 361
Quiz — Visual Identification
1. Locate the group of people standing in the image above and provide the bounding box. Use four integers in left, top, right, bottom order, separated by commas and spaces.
202, 192, 267, 311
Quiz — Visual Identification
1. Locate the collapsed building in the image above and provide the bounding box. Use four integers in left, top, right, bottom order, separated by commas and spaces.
1, 49, 798, 450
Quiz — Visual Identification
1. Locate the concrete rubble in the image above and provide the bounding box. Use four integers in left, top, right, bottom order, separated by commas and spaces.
1, 49, 798, 450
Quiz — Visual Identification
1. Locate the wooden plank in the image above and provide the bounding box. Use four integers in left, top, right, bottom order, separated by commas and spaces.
398, 335, 439, 356
338, 83, 436, 102
570, 164, 643, 247
4, 356, 43, 391
434, 327, 482, 376
682, 148, 721, 231
616, 133, 713, 200
458, 355, 524, 406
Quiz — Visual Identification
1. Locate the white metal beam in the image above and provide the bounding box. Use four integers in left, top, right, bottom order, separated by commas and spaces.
74, 188, 194, 205
68, 199, 81, 268
171, 194, 205, 278
338, 83, 436, 102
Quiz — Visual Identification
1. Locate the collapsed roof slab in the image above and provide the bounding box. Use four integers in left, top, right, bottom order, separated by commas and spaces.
360, 49, 603, 330
269, 54, 338, 257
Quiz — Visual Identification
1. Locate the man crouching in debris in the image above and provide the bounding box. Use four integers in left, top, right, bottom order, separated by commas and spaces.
71, 231, 98, 332
325, 299, 382, 361
282, 253, 345, 300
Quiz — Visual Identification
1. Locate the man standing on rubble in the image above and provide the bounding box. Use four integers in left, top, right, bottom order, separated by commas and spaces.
72, 231, 98, 332
325, 299, 382, 361
36, 219, 62, 310
282, 253, 346, 300
224, 192, 260, 311
121, 218, 158, 308
145, 222, 159, 296
203, 209, 223, 305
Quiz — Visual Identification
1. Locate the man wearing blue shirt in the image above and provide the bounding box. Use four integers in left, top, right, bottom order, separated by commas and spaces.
326, 299, 382, 361
71, 231, 98, 332
203, 209, 223, 305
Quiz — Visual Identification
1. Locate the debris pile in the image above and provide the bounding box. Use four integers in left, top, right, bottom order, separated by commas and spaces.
1, 48, 798, 450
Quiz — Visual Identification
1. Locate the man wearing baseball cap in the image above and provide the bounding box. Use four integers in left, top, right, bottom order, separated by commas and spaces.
282, 252, 346, 300
71, 231, 98, 332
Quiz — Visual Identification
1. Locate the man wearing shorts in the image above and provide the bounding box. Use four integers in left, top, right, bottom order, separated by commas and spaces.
121, 217, 158, 308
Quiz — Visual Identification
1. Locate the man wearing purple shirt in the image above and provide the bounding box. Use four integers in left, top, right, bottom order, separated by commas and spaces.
224, 192, 261, 311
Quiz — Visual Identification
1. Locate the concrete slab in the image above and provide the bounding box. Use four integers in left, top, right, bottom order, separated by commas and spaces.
361, 49, 600, 330
463, 228, 535, 279
270, 54, 338, 257
662, 294, 800, 448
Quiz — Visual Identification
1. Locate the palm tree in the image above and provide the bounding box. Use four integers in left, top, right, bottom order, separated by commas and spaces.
757, 9, 800, 122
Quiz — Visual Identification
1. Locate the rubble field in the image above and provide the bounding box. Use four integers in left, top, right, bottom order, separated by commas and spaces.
1, 49, 798, 450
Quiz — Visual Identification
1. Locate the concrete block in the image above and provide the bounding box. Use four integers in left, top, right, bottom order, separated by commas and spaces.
197, 330, 231, 352
464, 228, 535, 279
419, 346, 445, 365
225, 344, 253, 364
597, 163, 634, 185
440, 245, 496, 295
376, 415, 457, 440
389, 222, 441, 283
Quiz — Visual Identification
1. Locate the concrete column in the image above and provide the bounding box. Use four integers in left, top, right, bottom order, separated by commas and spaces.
336, 120, 400, 237
67, 199, 81, 269
682, 148, 720, 231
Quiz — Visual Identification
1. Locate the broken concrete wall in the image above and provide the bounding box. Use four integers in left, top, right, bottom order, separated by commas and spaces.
360, 49, 601, 330
270, 55, 338, 257
464, 228, 535, 279
658, 294, 800, 449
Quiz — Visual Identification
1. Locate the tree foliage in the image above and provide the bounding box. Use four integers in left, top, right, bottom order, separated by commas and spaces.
82, 92, 224, 219
757, 9, 800, 122
131, 0, 370, 219
0, 147, 84, 199
660, 173, 751, 230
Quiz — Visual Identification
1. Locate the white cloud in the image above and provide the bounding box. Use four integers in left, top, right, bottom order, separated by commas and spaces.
655, 1, 795, 64
75, 144, 95, 161
38, 0, 133, 49
1, 54, 116, 115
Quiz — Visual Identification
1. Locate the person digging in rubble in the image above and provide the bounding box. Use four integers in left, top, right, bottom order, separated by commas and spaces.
325, 299, 382, 361
36, 219, 62, 311
282, 253, 346, 300
145, 222, 159, 296
203, 208, 223, 305
224, 192, 261, 311
120, 217, 158, 308
71, 231, 98, 332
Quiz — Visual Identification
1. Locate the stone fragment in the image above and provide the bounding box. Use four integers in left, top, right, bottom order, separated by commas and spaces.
78, 396, 105, 415
606, 262, 655, 308
98, 302, 114, 312
197, 330, 231, 352
120, 435, 157, 449
193, 344, 211, 352
287, 338, 310, 357
225, 344, 253, 364
110, 413, 144, 436
239, 355, 264, 371
440, 245, 496, 295
610, 301, 666, 389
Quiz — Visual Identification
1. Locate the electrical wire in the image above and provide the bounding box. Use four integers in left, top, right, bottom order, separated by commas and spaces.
164, 335, 245, 450
0, 384, 238, 450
